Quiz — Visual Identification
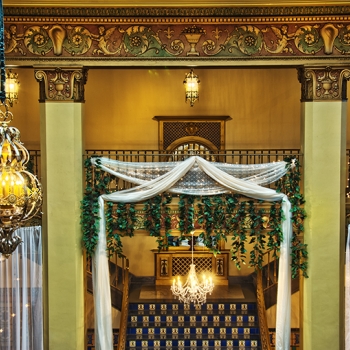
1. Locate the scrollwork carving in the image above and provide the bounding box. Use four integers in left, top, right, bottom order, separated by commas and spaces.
34, 67, 88, 102
298, 66, 350, 101
4, 20, 350, 61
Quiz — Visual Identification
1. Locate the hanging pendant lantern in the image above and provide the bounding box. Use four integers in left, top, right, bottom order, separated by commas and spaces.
5, 70, 19, 107
183, 69, 200, 107
0, 102, 42, 258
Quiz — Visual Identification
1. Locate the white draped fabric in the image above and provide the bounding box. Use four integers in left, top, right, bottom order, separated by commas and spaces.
0, 226, 43, 350
346, 225, 350, 350
91, 156, 293, 350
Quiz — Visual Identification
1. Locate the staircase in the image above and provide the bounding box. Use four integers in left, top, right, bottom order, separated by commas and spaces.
124, 300, 262, 350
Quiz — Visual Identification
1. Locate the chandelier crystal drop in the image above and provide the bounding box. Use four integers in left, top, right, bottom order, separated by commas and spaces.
171, 232, 214, 305
0, 102, 42, 258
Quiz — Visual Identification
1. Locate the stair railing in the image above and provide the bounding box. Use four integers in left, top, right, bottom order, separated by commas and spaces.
116, 258, 130, 350
256, 248, 280, 350
263, 249, 279, 291
256, 268, 272, 350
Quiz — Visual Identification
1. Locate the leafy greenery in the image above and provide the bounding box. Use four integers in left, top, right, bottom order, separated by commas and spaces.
144, 193, 172, 250
276, 157, 307, 277
81, 157, 105, 256
81, 156, 307, 278
178, 194, 195, 235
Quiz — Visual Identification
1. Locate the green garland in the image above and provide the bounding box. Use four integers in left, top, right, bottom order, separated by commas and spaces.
178, 194, 195, 235
276, 157, 307, 277
144, 193, 172, 250
196, 195, 229, 256
81, 157, 105, 256
81, 157, 307, 278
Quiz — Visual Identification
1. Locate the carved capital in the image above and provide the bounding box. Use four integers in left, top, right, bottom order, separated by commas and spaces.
34, 67, 88, 102
298, 66, 350, 102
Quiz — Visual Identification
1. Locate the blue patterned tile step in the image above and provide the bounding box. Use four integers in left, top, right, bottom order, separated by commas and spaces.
128, 339, 259, 347
128, 314, 258, 324
128, 326, 260, 336
129, 302, 257, 312
125, 302, 261, 349
126, 347, 260, 350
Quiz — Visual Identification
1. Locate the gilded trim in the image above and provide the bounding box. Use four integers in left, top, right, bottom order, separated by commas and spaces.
166, 136, 219, 153
5, 14, 350, 24
4, 6, 350, 18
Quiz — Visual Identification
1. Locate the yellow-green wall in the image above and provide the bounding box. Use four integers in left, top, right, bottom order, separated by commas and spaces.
10, 66, 350, 150
11, 66, 350, 151
9, 67, 306, 150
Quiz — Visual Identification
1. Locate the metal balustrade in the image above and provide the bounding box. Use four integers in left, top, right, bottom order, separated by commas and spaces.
84, 149, 302, 164
27, 148, 350, 197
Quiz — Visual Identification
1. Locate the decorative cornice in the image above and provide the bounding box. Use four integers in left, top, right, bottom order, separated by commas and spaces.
298, 66, 350, 101
6, 15, 350, 24
34, 67, 88, 102
5, 20, 350, 62
4, 5, 350, 65
4, 6, 350, 18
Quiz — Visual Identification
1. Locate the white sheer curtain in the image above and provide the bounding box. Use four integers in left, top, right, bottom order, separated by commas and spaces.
0, 226, 43, 350
346, 224, 350, 350
91, 156, 293, 350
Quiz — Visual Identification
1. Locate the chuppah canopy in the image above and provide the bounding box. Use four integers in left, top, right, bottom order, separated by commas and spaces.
90, 156, 294, 350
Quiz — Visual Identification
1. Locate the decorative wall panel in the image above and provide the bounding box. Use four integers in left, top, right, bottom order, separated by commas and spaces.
163, 122, 221, 150
153, 116, 230, 151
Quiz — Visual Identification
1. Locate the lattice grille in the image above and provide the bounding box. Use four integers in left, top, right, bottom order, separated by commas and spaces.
172, 257, 213, 276
163, 122, 221, 150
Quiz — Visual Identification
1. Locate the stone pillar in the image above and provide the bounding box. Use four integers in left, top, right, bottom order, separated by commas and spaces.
35, 67, 88, 350
298, 66, 350, 350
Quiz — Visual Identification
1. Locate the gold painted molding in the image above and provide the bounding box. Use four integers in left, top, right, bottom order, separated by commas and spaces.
4, 0, 350, 6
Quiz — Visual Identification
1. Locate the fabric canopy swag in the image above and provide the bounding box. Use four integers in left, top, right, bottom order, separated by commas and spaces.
86, 155, 302, 350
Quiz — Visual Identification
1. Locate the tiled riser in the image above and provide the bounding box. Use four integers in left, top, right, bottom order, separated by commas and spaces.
129, 303, 257, 313
128, 326, 260, 338
129, 339, 258, 349
128, 348, 259, 350
125, 302, 262, 350
127, 348, 259, 350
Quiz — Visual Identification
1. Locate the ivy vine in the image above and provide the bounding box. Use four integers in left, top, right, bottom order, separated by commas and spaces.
276, 157, 307, 277
178, 194, 195, 235
144, 193, 172, 251
81, 157, 106, 256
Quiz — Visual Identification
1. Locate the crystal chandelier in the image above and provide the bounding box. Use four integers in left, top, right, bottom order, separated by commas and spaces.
183, 69, 200, 107
171, 232, 214, 305
0, 102, 42, 258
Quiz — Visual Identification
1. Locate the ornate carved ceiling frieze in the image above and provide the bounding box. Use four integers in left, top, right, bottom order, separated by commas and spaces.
4, 6, 350, 65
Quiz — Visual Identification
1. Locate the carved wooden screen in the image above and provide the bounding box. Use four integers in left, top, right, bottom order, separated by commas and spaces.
153, 116, 231, 159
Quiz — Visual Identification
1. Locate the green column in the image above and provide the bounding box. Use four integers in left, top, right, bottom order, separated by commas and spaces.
299, 66, 349, 350
35, 67, 88, 350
